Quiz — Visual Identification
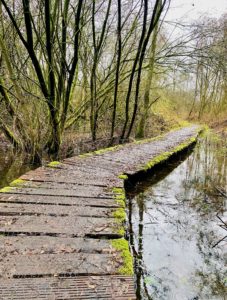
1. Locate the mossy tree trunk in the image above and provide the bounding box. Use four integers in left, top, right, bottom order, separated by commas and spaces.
136, 0, 161, 139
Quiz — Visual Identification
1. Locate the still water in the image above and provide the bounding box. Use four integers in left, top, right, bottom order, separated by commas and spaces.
0, 146, 36, 189
127, 132, 227, 300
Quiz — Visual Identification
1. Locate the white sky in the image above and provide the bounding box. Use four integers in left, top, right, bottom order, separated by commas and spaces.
166, 0, 227, 22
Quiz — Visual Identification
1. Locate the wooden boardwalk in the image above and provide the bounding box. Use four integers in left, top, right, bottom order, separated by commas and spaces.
0, 126, 200, 299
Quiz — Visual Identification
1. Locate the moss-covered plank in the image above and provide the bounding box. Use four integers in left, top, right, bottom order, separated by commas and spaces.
0, 186, 114, 198
0, 202, 120, 218
9, 180, 111, 191
0, 193, 123, 208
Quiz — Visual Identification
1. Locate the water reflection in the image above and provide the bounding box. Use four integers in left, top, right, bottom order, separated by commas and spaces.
127, 132, 227, 300
0, 146, 36, 188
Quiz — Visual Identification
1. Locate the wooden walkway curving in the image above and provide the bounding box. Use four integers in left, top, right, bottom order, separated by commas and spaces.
0, 126, 200, 299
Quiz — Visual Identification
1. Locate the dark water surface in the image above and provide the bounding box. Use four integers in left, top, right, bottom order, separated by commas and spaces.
0, 147, 36, 189
127, 132, 227, 300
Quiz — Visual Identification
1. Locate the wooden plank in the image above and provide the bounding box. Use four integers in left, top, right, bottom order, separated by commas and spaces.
10, 181, 111, 192
0, 276, 136, 299
1, 186, 113, 198
63, 158, 123, 173
0, 194, 122, 208
47, 162, 116, 178
0, 253, 122, 278
21, 167, 117, 181
0, 236, 113, 256
0, 215, 123, 237
0, 202, 117, 218
0, 126, 199, 299
20, 173, 123, 188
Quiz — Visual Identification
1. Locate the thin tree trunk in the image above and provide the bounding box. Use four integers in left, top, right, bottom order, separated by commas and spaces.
110, 0, 122, 143
188, 60, 200, 119
126, 0, 165, 139
90, 0, 112, 141
120, 0, 148, 141
136, 0, 161, 138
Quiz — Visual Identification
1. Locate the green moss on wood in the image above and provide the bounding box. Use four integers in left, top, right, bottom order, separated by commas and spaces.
112, 208, 127, 222
134, 124, 191, 146
47, 161, 62, 168
111, 216, 125, 237
112, 222, 125, 237
143, 136, 197, 171
118, 174, 128, 180
0, 186, 14, 193
10, 179, 26, 187
94, 147, 116, 155
111, 239, 133, 275
115, 225, 125, 237
112, 187, 124, 194
115, 197, 126, 209
78, 153, 93, 158
112, 187, 126, 208
112, 187, 127, 235
76, 126, 200, 162
135, 135, 163, 145
143, 151, 172, 171
78, 145, 123, 159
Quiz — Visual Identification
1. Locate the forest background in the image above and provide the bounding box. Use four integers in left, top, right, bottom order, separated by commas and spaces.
0, 0, 226, 162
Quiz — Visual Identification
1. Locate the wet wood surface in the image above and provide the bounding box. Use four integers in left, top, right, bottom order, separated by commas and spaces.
0, 126, 199, 299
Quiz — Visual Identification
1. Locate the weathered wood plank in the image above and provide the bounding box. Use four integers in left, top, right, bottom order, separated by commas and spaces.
0, 194, 122, 208
20, 173, 123, 188
0, 125, 200, 299
47, 162, 116, 178
63, 157, 123, 173
0, 252, 122, 278
10, 181, 112, 192
0, 202, 116, 218
1, 186, 113, 198
0, 276, 136, 299
0, 215, 123, 237
0, 236, 113, 256
21, 167, 117, 181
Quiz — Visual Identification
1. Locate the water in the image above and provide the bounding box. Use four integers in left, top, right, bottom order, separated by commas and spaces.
127, 132, 227, 300
0, 146, 36, 188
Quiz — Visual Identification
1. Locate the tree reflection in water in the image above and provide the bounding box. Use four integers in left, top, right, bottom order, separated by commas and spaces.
127, 132, 227, 300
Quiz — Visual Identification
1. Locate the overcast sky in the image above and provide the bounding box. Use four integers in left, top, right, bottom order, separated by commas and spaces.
166, 0, 227, 22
